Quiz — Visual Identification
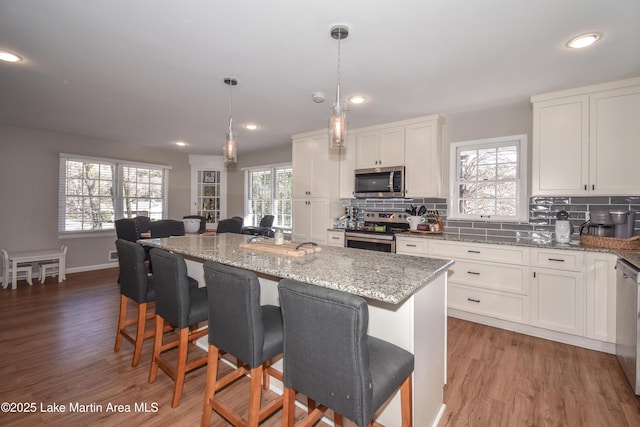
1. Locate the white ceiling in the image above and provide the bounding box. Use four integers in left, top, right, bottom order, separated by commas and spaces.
1, 0, 639, 155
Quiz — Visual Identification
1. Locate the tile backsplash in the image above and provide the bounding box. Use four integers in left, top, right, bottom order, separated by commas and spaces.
345, 195, 640, 243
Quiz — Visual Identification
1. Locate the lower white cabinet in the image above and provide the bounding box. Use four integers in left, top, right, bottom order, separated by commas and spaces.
396, 238, 618, 352
530, 267, 585, 336
326, 230, 345, 247
449, 284, 528, 323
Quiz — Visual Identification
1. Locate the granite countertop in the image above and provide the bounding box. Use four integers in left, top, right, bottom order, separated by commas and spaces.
139, 234, 453, 305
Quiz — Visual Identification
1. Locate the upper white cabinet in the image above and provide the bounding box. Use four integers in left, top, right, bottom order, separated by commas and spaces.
355, 126, 405, 169
404, 117, 443, 198
531, 77, 640, 196
292, 133, 332, 198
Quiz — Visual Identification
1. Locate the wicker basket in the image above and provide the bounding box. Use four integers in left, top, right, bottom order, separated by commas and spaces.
580, 234, 640, 250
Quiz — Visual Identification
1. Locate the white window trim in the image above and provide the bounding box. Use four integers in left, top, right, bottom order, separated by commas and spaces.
243, 163, 293, 229
448, 134, 528, 223
58, 153, 171, 237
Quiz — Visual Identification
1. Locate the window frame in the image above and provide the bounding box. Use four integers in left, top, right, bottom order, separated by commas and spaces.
243, 163, 293, 230
58, 153, 170, 236
448, 134, 528, 223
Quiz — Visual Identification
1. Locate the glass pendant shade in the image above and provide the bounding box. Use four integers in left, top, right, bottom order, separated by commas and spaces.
224, 125, 237, 164
329, 25, 349, 150
223, 77, 238, 164
330, 99, 346, 149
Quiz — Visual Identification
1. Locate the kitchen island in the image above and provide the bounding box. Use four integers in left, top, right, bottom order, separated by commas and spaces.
140, 234, 453, 427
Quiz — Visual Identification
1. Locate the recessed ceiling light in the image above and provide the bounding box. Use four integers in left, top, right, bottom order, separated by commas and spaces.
566, 33, 601, 49
174, 140, 187, 147
243, 123, 259, 130
0, 49, 23, 63
348, 95, 367, 104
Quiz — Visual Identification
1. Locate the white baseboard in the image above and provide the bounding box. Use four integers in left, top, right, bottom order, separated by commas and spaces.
66, 262, 119, 274
448, 309, 616, 354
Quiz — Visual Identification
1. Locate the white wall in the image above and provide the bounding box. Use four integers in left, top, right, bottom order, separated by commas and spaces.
0, 125, 192, 271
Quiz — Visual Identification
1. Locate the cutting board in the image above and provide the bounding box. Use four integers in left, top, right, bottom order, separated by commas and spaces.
239, 241, 322, 257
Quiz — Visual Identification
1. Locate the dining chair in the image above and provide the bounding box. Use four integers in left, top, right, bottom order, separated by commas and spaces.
149, 219, 186, 238
216, 217, 244, 234
2, 249, 33, 289
278, 279, 414, 427
38, 245, 68, 284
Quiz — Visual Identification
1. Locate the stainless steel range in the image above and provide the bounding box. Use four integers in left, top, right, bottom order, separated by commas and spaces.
344, 211, 410, 253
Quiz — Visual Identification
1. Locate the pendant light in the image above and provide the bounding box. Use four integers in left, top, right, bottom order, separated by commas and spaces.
223, 77, 238, 164
329, 25, 349, 149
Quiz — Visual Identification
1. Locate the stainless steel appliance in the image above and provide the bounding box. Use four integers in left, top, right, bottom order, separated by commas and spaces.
581, 210, 614, 237
611, 210, 636, 238
354, 166, 405, 198
616, 258, 640, 395
344, 210, 410, 252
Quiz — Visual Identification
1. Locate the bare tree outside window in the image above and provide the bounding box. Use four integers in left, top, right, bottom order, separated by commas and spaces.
450, 135, 527, 222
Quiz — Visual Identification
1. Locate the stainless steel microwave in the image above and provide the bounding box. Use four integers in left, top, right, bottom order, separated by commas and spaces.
354, 166, 405, 198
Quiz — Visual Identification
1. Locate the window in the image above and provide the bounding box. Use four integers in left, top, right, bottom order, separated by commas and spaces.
448, 134, 528, 222
58, 154, 170, 233
244, 165, 293, 230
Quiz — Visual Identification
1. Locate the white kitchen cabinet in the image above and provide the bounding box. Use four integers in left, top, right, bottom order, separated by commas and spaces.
530, 249, 585, 336
396, 235, 429, 256
429, 240, 530, 324
326, 229, 345, 247
585, 252, 617, 343
531, 77, 640, 196
188, 154, 226, 228
404, 118, 443, 198
292, 133, 332, 198
355, 126, 405, 169
292, 199, 330, 243
291, 130, 342, 245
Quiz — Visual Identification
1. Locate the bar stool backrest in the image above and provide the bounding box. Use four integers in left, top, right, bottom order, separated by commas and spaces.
149, 248, 192, 328
278, 279, 373, 426
115, 239, 152, 303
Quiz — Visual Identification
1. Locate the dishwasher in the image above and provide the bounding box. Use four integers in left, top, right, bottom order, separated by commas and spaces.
616, 258, 640, 395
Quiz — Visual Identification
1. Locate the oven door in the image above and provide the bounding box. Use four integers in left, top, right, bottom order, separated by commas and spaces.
345, 233, 395, 253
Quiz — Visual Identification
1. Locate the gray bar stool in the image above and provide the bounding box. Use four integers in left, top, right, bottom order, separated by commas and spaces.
114, 239, 162, 367
278, 279, 414, 427
148, 248, 208, 408
201, 261, 284, 426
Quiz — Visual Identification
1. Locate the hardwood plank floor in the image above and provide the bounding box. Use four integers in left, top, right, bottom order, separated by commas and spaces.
1, 269, 639, 426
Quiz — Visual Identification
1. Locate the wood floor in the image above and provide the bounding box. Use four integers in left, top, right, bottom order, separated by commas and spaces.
1, 269, 640, 426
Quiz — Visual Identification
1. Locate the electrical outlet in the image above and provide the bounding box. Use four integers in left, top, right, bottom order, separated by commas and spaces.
109, 250, 118, 261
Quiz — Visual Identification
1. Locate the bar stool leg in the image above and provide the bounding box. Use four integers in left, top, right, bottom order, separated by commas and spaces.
201, 346, 220, 427
282, 387, 296, 427
132, 302, 148, 367
172, 328, 190, 407
114, 295, 128, 351
148, 315, 164, 383
401, 375, 413, 427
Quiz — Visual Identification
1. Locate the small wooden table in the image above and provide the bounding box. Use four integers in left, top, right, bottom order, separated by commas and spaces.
6, 248, 67, 290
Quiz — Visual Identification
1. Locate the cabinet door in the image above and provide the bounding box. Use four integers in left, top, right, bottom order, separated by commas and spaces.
590, 85, 640, 195
309, 198, 329, 244
531, 95, 589, 195
531, 268, 584, 335
404, 120, 442, 197
379, 126, 405, 167
355, 131, 380, 168
292, 139, 313, 198
292, 199, 311, 242
585, 252, 617, 343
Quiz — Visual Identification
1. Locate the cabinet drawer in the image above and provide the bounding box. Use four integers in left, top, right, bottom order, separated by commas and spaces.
327, 230, 345, 247
430, 240, 529, 265
449, 284, 528, 323
448, 260, 528, 294
396, 237, 428, 256
531, 248, 584, 271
